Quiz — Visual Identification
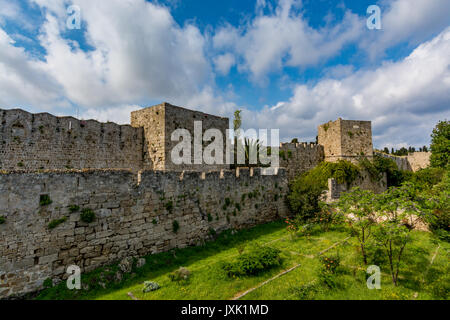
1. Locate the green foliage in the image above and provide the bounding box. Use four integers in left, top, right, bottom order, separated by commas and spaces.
289, 282, 319, 299
373, 222, 411, 286
168, 267, 190, 282
43, 278, 53, 289
233, 110, 242, 132
407, 167, 445, 190
172, 220, 180, 233
220, 246, 281, 277
165, 201, 173, 213
40, 194, 52, 206
372, 155, 407, 187
291, 138, 298, 143
319, 254, 341, 274
69, 205, 80, 213
207, 213, 213, 222
288, 160, 360, 222
0, 216, 5, 225
336, 187, 377, 264
80, 208, 96, 223
430, 120, 449, 168
152, 219, 157, 225
48, 217, 67, 230
142, 281, 160, 293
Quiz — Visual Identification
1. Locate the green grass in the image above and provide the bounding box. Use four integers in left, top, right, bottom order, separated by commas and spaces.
35, 221, 449, 300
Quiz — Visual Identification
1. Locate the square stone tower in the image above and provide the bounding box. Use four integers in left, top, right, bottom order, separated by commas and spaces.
131, 102, 229, 171
318, 118, 373, 162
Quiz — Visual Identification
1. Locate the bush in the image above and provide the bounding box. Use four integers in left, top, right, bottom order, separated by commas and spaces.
80, 209, 95, 223
69, 205, 80, 213
289, 282, 319, 299
0, 216, 5, 225
288, 160, 360, 222
319, 254, 341, 274
221, 246, 281, 277
40, 194, 52, 206
48, 217, 67, 229
172, 220, 180, 233
142, 281, 160, 293
168, 267, 190, 282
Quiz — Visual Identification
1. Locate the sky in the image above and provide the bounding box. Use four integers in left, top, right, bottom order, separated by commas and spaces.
0, 0, 449, 149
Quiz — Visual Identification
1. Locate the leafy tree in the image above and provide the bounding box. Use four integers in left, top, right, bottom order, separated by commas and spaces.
373, 182, 427, 285
423, 146, 428, 152
336, 187, 377, 265
430, 120, 449, 168
383, 147, 389, 154
233, 110, 242, 132
291, 138, 299, 143
373, 221, 411, 286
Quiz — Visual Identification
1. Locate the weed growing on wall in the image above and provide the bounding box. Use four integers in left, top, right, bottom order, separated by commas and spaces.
80, 209, 95, 223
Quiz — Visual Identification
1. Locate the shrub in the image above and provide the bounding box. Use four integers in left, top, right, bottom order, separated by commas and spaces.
0, 216, 5, 224
221, 246, 281, 277
69, 205, 80, 213
48, 217, 67, 230
319, 254, 341, 274
142, 281, 160, 293
168, 267, 190, 282
172, 220, 180, 233
165, 201, 173, 213
40, 194, 52, 206
207, 213, 213, 222
289, 282, 319, 299
288, 160, 360, 222
80, 208, 95, 223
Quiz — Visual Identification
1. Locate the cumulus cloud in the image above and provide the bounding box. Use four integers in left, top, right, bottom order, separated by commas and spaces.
244, 27, 450, 148
362, 0, 450, 58
213, 0, 364, 82
213, 53, 236, 75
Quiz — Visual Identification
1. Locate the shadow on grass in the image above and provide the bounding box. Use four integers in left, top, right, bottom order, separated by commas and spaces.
35, 220, 287, 300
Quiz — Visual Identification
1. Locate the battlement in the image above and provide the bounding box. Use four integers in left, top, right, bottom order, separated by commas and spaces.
318, 118, 373, 162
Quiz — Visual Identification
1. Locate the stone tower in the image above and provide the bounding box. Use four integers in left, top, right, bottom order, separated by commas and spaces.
317, 118, 373, 162
131, 102, 229, 171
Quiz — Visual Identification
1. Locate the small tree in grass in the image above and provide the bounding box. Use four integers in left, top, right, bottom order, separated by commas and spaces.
373, 221, 410, 286
373, 182, 426, 286
335, 187, 377, 265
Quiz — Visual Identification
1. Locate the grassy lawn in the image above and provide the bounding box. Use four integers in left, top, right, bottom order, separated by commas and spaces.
36, 220, 449, 300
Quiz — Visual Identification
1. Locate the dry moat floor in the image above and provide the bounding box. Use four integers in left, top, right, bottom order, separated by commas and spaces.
36, 221, 449, 300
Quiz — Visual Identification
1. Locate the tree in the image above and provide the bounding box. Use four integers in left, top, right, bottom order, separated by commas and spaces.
423, 146, 428, 152
373, 182, 426, 286
336, 188, 377, 265
291, 138, 299, 143
373, 221, 411, 286
383, 147, 389, 154
430, 120, 449, 168
233, 110, 242, 132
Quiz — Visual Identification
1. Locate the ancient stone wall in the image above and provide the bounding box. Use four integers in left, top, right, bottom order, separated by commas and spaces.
279, 142, 324, 180
131, 103, 230, 171
318, 118, 373, 163
374, 151, 431, 172
0, 168, 288, 298
0, 109, 145, 171
325, 169, 387, 202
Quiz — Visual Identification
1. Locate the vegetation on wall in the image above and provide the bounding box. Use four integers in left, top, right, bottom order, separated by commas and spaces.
288, 160, 360, 222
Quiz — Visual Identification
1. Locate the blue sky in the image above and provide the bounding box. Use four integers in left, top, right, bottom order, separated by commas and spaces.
0, 0, 449, 149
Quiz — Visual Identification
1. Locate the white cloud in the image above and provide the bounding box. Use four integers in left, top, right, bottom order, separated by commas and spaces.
244, 27, 450, 147
362, 0, 450, 58
213, 53, 236, 75
213, 0, 364, 82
